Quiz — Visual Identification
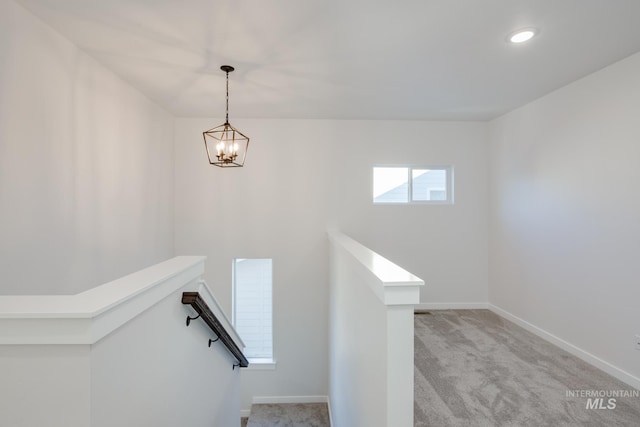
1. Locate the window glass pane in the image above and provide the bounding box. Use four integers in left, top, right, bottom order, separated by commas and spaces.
412, 168, 447, 201
373, 167, 409, 203
233, 259, 273, 359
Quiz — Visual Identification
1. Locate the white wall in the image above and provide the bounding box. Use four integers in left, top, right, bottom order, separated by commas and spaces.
327, 120, 489, 307
174, 118, 332, 411
329, 231, 421, 427
0, 257, 241, 427
0, 0, 174, 295
174, 118, 488, 410
488, 52, 640, 386
0, 345, 91, 427
91, 287, 241, 427
329, 241, 388, 427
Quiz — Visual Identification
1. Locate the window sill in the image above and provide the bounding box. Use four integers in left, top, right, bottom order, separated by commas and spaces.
246, 358, 277, 370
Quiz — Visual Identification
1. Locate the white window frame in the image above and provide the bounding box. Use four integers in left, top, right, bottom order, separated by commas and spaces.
373, 165, 453, 204
232, 258, 276, 369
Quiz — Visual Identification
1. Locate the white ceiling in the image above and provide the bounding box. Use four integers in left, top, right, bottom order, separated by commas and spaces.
16, 0, 640, 120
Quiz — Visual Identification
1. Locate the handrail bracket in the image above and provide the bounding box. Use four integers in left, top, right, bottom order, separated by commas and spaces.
182, 291, 249, 368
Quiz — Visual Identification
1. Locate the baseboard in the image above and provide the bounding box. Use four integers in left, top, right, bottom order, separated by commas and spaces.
252, 395, 329, 405
415, 302, 488, 311
240, 408, 251, 418
489, 304, 640, 390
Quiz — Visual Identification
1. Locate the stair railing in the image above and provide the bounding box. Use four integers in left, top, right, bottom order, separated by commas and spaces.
182, 291, 249, 369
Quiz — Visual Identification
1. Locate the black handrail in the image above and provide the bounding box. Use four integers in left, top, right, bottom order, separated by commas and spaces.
182, 291, 249, 368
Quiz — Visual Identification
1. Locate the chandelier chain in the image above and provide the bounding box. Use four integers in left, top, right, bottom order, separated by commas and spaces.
225, 70, 230, 123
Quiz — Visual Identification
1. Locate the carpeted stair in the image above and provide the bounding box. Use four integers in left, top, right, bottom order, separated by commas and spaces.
243, 402, 330, 427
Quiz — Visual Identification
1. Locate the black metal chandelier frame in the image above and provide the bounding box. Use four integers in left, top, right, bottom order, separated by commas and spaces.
202, 65, 250, 168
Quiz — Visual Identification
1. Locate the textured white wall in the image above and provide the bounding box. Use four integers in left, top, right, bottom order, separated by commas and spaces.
0, 0, 174, 295
174, 118, 488, 410
489, 52, 640, 385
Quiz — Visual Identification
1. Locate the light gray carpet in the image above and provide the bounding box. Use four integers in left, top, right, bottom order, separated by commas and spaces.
414, 310, 640, 426
246, 403, 330, 427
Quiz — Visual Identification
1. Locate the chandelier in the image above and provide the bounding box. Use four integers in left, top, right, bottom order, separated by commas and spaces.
203, 65, 250, 167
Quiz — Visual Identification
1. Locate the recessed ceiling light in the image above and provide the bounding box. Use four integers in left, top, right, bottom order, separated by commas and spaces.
508, 28, 538, 44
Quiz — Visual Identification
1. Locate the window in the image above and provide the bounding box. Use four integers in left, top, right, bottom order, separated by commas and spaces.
373, 166, 453, 204
232, 258, 273, 362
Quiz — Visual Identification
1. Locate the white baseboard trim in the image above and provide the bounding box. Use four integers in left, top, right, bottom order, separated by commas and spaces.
415, 302, 488, 311
489, 304, 640, 391
252, 395, 329, 405
327, 397, 334, 427
240, 409, 251, 418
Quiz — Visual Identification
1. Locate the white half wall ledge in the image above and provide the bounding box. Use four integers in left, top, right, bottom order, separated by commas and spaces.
0, 256, 206, 345
327, 230, 425, 305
